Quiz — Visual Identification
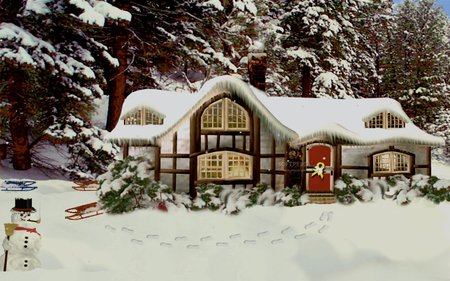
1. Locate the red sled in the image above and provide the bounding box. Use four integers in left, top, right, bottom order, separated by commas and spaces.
72, 180, 99, 191
65, 202, 103, 220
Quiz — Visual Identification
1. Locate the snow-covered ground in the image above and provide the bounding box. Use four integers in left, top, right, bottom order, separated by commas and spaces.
0, 160, 449, 281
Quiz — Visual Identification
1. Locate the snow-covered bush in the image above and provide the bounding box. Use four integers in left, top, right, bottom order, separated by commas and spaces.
97, 156, 190, 213
333, 174, 368, 204
192, 183, 224, 211
334, 173, 450, 205
412, 175, 450, 204
275, 185, 303, 207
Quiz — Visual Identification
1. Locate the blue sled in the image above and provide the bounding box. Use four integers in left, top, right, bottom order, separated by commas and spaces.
1, 180, 38, 192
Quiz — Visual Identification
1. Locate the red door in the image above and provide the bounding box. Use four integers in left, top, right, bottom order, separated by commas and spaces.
306, 143, 334, 192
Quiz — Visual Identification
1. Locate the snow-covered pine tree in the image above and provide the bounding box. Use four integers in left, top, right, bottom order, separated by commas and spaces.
352, 0, 394, 97
382, 0, 449, 127
279, 0, 367, 98
0, 0, 125, 175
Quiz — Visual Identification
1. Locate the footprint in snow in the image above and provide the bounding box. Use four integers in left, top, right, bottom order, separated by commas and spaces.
229, 233, 241, 239
105, 225, 116, 232
257, 231, 269, 237
121, 227, 134, 234
271, 239, 283, 245
318, 225, 329, 234
319, 211, 328, 221
304, 222, 317, 230
146, 234, 159, 240
216, 242, 229, 247
131, 239, 144, 245
200, 236, 212, 242
175, 236, 188, 242
327, 212, 334, 222
187, 244, 200, 249
244, 240, 257, 245
160, 242, 172, 248
281, 227, 294, 235
294, 233, 306, 240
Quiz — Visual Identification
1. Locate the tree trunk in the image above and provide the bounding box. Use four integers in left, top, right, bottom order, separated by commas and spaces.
105, 27, 128, 132
7, 70, 31, 170
301, 66, 313, 97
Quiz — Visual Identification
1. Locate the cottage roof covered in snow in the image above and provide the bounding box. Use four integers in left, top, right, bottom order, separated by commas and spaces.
106, 75, 444, 147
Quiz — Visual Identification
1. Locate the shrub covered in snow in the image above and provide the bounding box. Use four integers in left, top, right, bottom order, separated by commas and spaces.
334, 173, 450, 205
97, 156, 190, 213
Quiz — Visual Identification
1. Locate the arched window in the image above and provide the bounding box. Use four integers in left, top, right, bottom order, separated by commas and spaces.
201, 98, 249, 131
365, 112, 405, 129
198, 151, 252, 180
373, 151, 411, 174
124, 108, 164, 125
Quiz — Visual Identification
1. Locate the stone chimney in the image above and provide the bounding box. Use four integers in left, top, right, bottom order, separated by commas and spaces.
248, 43, 267, 91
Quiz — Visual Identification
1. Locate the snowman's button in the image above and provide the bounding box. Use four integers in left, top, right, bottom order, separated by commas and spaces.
25, 236, 29, 239
24, 260, 28, 263
24, 264, 28, 267
25, 240, 28, 243
24, 245, 28, 248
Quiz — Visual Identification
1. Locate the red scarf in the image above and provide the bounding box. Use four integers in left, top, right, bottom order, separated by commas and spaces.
14, 226, 41, 236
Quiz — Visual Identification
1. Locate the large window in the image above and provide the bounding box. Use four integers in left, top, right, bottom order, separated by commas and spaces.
365, 112, 405, 129
201, 98, 249, 131
373, 152, 410, 174
124, 108, 164, 125
198, 151, 252, 180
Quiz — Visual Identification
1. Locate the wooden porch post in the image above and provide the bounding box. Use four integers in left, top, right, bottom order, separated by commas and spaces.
154, 146, 161, 181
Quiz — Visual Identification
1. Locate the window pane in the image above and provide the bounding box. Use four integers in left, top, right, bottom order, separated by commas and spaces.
202, 101, 223, 129
227, 99, 248, 130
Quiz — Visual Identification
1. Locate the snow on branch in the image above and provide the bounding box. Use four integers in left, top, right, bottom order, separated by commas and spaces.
69, 0, 131, 27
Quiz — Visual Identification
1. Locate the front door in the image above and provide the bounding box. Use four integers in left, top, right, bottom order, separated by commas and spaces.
306, 143, 334, 192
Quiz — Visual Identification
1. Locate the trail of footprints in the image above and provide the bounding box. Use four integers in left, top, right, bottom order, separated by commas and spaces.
104, 211, 334, 249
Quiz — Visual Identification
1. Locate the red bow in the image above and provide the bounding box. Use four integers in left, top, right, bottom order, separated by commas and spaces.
14, 226, 41, 236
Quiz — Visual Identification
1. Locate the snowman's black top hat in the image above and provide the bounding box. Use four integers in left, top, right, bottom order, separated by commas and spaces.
11, 198, 36, 212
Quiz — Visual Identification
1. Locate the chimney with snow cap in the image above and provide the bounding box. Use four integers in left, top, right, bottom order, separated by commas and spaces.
248, 42, 267, 91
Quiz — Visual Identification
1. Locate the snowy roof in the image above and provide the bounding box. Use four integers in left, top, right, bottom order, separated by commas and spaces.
106, 75, 444, 147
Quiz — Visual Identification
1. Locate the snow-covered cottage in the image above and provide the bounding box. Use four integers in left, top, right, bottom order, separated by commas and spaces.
107, 70, 444, 200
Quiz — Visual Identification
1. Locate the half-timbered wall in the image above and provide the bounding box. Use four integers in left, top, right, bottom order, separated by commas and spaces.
340, 145, 430, 178
259, 125, 288, 191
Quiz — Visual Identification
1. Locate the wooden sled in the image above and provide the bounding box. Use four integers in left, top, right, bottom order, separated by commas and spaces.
1, 180, 37, 192
65, 202, 103, 220
72, 180, 99, 191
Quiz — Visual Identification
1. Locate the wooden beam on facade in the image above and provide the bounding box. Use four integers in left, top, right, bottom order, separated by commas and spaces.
271, 137, 276, 189
122, 143, 129, 159
426, 146, 431, 176
160, 169, 190, 174
334, 144, 342, 179
189, 113, 200, 198
172, 132, 178, 191
154, 146, 161, 181
252, 115, 260, 185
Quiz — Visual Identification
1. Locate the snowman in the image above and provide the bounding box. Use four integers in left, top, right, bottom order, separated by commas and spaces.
1, 198, 41, 271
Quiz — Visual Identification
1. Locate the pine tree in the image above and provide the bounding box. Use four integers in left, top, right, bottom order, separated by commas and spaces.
277, 0, 369, 98
382, 0, 449, 127
0, 0, 125, 174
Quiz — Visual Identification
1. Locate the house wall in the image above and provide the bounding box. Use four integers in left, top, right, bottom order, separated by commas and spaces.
260, 124, 286, 191
341, 144, 429, 178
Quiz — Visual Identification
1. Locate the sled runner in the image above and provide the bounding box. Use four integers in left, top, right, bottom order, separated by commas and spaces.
65, 202, 103, 220
1, 180, 38, 192
72, 180, 99, 191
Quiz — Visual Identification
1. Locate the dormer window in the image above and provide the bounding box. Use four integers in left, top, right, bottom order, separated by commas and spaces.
365, 112, 405, 129
124, 108, 164, 125
201, 98, 250, 131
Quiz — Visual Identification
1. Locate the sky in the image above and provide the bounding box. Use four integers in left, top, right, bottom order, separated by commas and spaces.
394, 0, 450, 16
